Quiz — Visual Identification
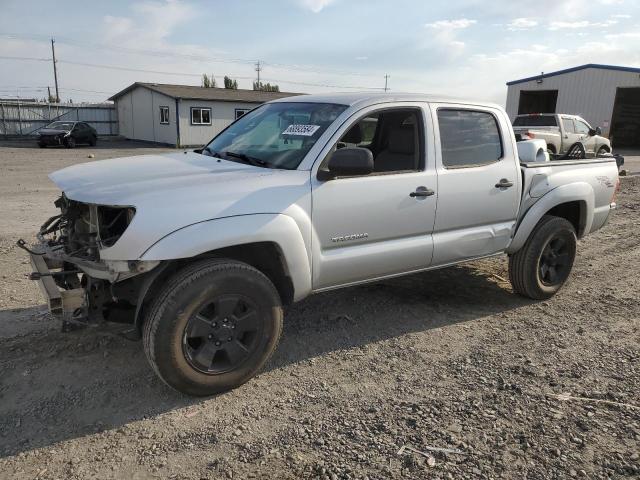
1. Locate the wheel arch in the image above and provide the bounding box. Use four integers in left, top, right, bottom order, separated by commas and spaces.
507, 183, 594, 254
133, 214, 312, 329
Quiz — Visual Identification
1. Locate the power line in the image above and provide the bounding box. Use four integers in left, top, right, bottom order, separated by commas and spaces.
0, 55, 50, 61
261, 78, 384, 90
0, 53, 386, 92
0, 32, 379, 78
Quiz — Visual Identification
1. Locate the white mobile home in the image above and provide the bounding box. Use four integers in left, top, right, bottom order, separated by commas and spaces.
109, 83, 300, 147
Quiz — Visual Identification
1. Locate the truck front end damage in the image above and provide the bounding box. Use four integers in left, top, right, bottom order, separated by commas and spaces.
20, 194, 160, 330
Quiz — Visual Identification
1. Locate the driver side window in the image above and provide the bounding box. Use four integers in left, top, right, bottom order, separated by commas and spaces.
333, 108, 423, 174
574, 120, 590, 135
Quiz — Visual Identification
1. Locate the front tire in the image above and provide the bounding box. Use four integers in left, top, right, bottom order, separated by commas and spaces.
564, 143, 585, 159
64, 137, 76, 148
509, 215, 577, 300
596, 146, 609, 157
143, 259, 283, 396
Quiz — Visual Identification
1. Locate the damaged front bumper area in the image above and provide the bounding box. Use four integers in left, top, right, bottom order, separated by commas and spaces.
20, 195, 159, 327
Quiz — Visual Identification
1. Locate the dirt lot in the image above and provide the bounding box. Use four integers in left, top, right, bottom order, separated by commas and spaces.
0, 139, 638, 479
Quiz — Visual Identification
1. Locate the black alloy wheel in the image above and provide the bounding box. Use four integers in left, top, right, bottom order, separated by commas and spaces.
183, 294, 261, 374
565, 143, 585, 159
538, 236, 571, 286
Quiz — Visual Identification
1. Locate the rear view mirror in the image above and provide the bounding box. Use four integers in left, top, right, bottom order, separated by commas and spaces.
320, 147, 373, 180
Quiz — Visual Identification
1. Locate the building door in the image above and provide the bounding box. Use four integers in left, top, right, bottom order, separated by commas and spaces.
610, 87, 640, 148
517, 90, 558, 114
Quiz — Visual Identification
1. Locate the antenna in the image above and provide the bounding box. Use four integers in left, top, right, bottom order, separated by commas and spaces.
384, 74, 390, 92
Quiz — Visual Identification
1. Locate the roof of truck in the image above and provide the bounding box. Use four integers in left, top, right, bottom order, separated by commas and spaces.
269, 92, 503, 110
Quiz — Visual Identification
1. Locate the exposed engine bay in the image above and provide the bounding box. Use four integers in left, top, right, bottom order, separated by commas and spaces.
39, 194, 136, 261
21, 194, 160, 330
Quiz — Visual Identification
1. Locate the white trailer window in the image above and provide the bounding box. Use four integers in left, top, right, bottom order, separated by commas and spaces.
159, 106, 169, 124
191, 107, 212, 125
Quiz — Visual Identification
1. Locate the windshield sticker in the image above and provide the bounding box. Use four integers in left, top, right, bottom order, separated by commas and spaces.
282, 124, 321, 136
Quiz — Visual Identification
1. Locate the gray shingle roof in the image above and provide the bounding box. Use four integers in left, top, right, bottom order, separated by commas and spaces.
109, 82, 302, 102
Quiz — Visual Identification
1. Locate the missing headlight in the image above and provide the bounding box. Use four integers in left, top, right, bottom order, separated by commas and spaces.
98, 206, 136, 248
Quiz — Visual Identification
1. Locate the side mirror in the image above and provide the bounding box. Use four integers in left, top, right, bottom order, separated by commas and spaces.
320, 147, 373, 180
595, 126, 602, 136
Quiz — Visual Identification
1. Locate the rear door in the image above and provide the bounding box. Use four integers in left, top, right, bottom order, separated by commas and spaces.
430, 104, 520, 265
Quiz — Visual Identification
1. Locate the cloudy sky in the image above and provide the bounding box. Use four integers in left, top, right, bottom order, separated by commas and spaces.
1, 0, 638, 104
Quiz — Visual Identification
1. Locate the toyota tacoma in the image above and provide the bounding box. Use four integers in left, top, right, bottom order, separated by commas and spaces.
22, 93, 619, 396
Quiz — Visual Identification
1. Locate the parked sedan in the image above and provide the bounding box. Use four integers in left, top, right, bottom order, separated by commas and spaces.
37, 121, 97, 148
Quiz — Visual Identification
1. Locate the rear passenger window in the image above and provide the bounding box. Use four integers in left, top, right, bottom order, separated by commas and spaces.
437, 109, 502, 168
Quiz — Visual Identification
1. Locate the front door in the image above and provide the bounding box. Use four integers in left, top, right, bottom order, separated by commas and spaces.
310, 105, 437, 290
430, 105, 520, 265
574, 118, 597, 156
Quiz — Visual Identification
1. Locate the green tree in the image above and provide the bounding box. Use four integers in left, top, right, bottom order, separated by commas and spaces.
224, 76, 238, 89
252, 81, 280, 92
202, 74, 217, 88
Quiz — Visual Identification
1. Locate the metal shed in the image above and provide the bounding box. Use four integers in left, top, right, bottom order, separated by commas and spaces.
505, 64, 640, 147
109, 83, 301, 147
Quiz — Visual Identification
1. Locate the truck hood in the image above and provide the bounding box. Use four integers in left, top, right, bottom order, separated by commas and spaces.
50, 151, 306, 205
49, 152, 311, 258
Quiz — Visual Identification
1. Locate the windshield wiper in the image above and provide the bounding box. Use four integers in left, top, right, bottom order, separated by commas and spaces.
200, 146, 224, 159
223, 151, 269, 168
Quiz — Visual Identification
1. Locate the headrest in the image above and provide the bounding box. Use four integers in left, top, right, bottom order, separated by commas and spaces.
388, 126, 415, 154
342, 123, 363, 144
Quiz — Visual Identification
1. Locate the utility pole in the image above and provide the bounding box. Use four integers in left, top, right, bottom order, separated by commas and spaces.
255, 61, 262, 87
51, 38, 59, 103
384, 74, 390, 92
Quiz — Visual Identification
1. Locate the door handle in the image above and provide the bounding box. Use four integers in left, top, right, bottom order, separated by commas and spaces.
410, 187, 435, 197
495, 179, 514, 188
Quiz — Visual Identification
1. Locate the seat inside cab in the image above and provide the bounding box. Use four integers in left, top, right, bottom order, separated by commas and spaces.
337, 109, 420, 173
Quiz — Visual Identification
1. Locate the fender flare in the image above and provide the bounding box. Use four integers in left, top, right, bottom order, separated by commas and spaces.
140, 213, 312, 301
506, 182, 594, 254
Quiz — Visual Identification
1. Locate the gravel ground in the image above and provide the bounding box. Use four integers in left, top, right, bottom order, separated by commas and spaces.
0, 139, 638, 479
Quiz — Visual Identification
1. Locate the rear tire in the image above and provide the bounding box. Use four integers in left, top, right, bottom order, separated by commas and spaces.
143, 259, 283, 396
89, 135, 97, 146
38, 142, 46, 148
509, 215, 577, 300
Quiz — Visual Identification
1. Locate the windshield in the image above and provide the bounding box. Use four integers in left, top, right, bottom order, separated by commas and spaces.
46, 121, 75, 130
202, 102, 348, 169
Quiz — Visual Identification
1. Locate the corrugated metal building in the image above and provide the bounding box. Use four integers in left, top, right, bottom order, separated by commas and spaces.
109, 83, 300, 147
505, 64, 640, 147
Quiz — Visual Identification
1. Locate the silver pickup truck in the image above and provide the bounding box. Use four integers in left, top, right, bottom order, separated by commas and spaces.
24, 93, 619, 396
513, 113, 611, 159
